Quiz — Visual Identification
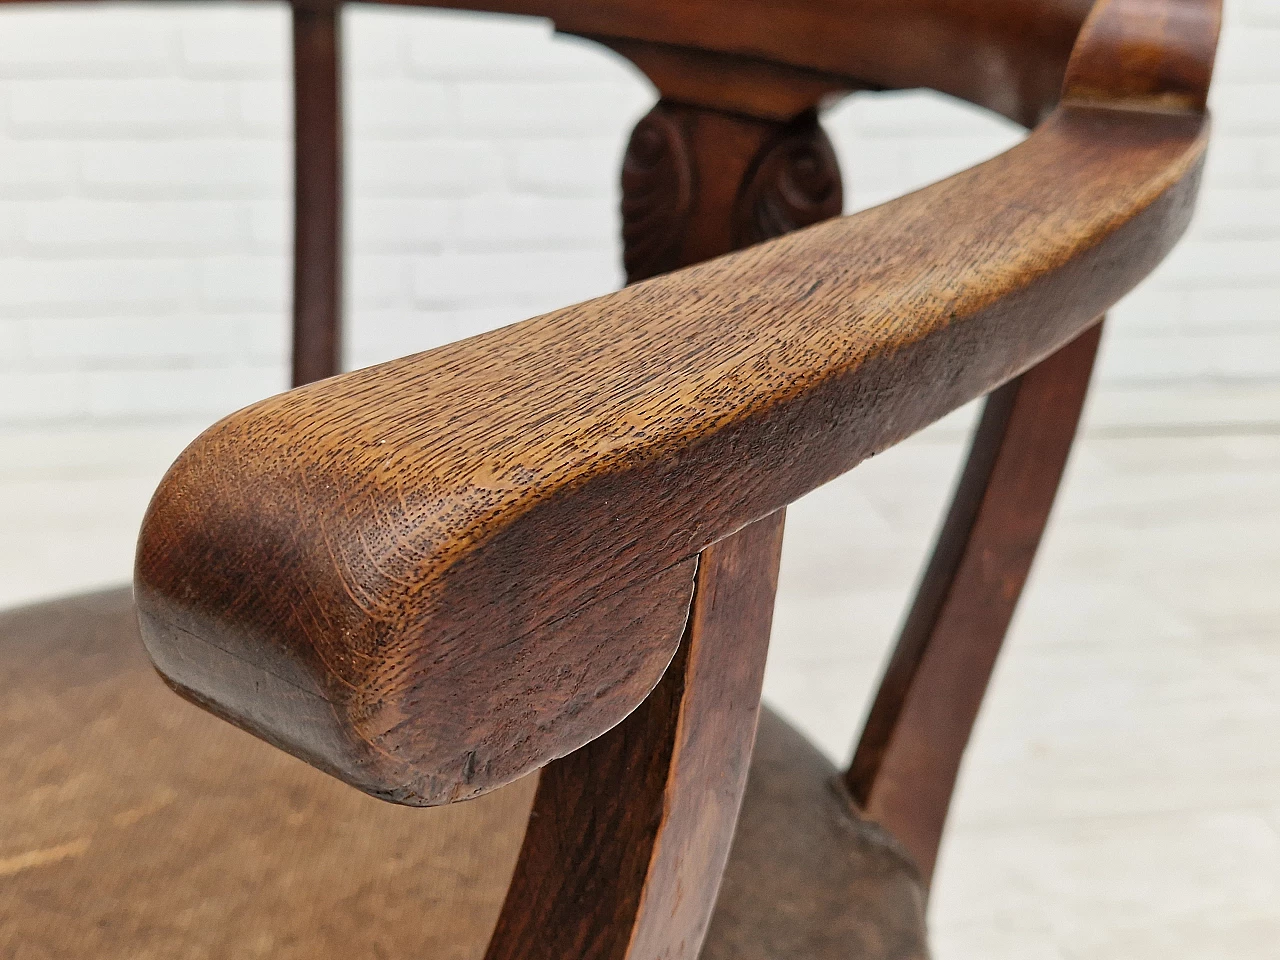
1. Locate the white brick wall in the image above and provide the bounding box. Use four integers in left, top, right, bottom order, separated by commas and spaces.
0, 1, 1276, 432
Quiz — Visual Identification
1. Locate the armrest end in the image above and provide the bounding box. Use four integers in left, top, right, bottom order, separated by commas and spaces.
135, 430, 697, 805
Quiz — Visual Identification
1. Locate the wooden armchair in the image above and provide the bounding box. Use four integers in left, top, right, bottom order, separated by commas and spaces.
2, 0, 1221, 956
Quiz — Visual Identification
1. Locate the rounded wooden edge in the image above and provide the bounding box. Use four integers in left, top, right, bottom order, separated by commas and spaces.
1063, 0, 1222, 114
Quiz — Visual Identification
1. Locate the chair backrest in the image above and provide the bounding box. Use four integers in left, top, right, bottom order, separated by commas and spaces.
126, 0, 1221, 956
285, 0, 1111, 388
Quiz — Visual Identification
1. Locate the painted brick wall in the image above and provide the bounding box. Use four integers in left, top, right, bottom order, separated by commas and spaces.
0, 1, 1276, 433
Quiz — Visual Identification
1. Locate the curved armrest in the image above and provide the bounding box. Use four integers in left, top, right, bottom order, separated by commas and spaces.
136, 100, 1208, 805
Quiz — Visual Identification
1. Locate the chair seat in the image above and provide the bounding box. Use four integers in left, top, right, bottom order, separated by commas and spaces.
1, 589, 927, 959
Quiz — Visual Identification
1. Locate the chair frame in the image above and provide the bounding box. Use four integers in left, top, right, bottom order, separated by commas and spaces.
4, 0, 1221, 955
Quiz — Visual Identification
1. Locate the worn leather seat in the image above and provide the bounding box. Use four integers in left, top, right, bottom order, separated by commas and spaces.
1, 589, 927, 959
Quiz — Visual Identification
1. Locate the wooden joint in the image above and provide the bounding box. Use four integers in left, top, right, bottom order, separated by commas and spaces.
484, 513, 784, 960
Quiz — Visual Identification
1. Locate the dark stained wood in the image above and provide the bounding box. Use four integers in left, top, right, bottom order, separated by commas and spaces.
486, 511, 784, 960
0, 0, 1090, 123
621, 101, 841, 283
839, 0, 1223, 887
0, 0, 1218, 129
501, 93, 843, 960
136, 101, 1210, 805
620, 103, 695, 282
291, 0, 344, 386
599, 37, 856, 122
846, 320, 1103, 884
144, 551, 697, 805
388, 0, 1096, 127
731, 111, 842, 249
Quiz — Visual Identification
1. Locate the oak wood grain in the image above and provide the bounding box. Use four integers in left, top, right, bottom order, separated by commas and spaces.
0, 0, 1227, 956
137, 101, 1209, 806
591, 96, 823, 958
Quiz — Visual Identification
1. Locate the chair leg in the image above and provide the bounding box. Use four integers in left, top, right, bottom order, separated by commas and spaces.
485, 511, 786, 960
845, 320, 1104, 885
290, 0, 343, 387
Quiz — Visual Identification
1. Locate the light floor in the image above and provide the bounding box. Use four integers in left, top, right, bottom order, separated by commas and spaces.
2, 381, 1278, 959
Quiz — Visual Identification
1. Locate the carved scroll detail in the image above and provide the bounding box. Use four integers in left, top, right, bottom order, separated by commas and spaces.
733, 112, 843, 248
621, 105, 694, 284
